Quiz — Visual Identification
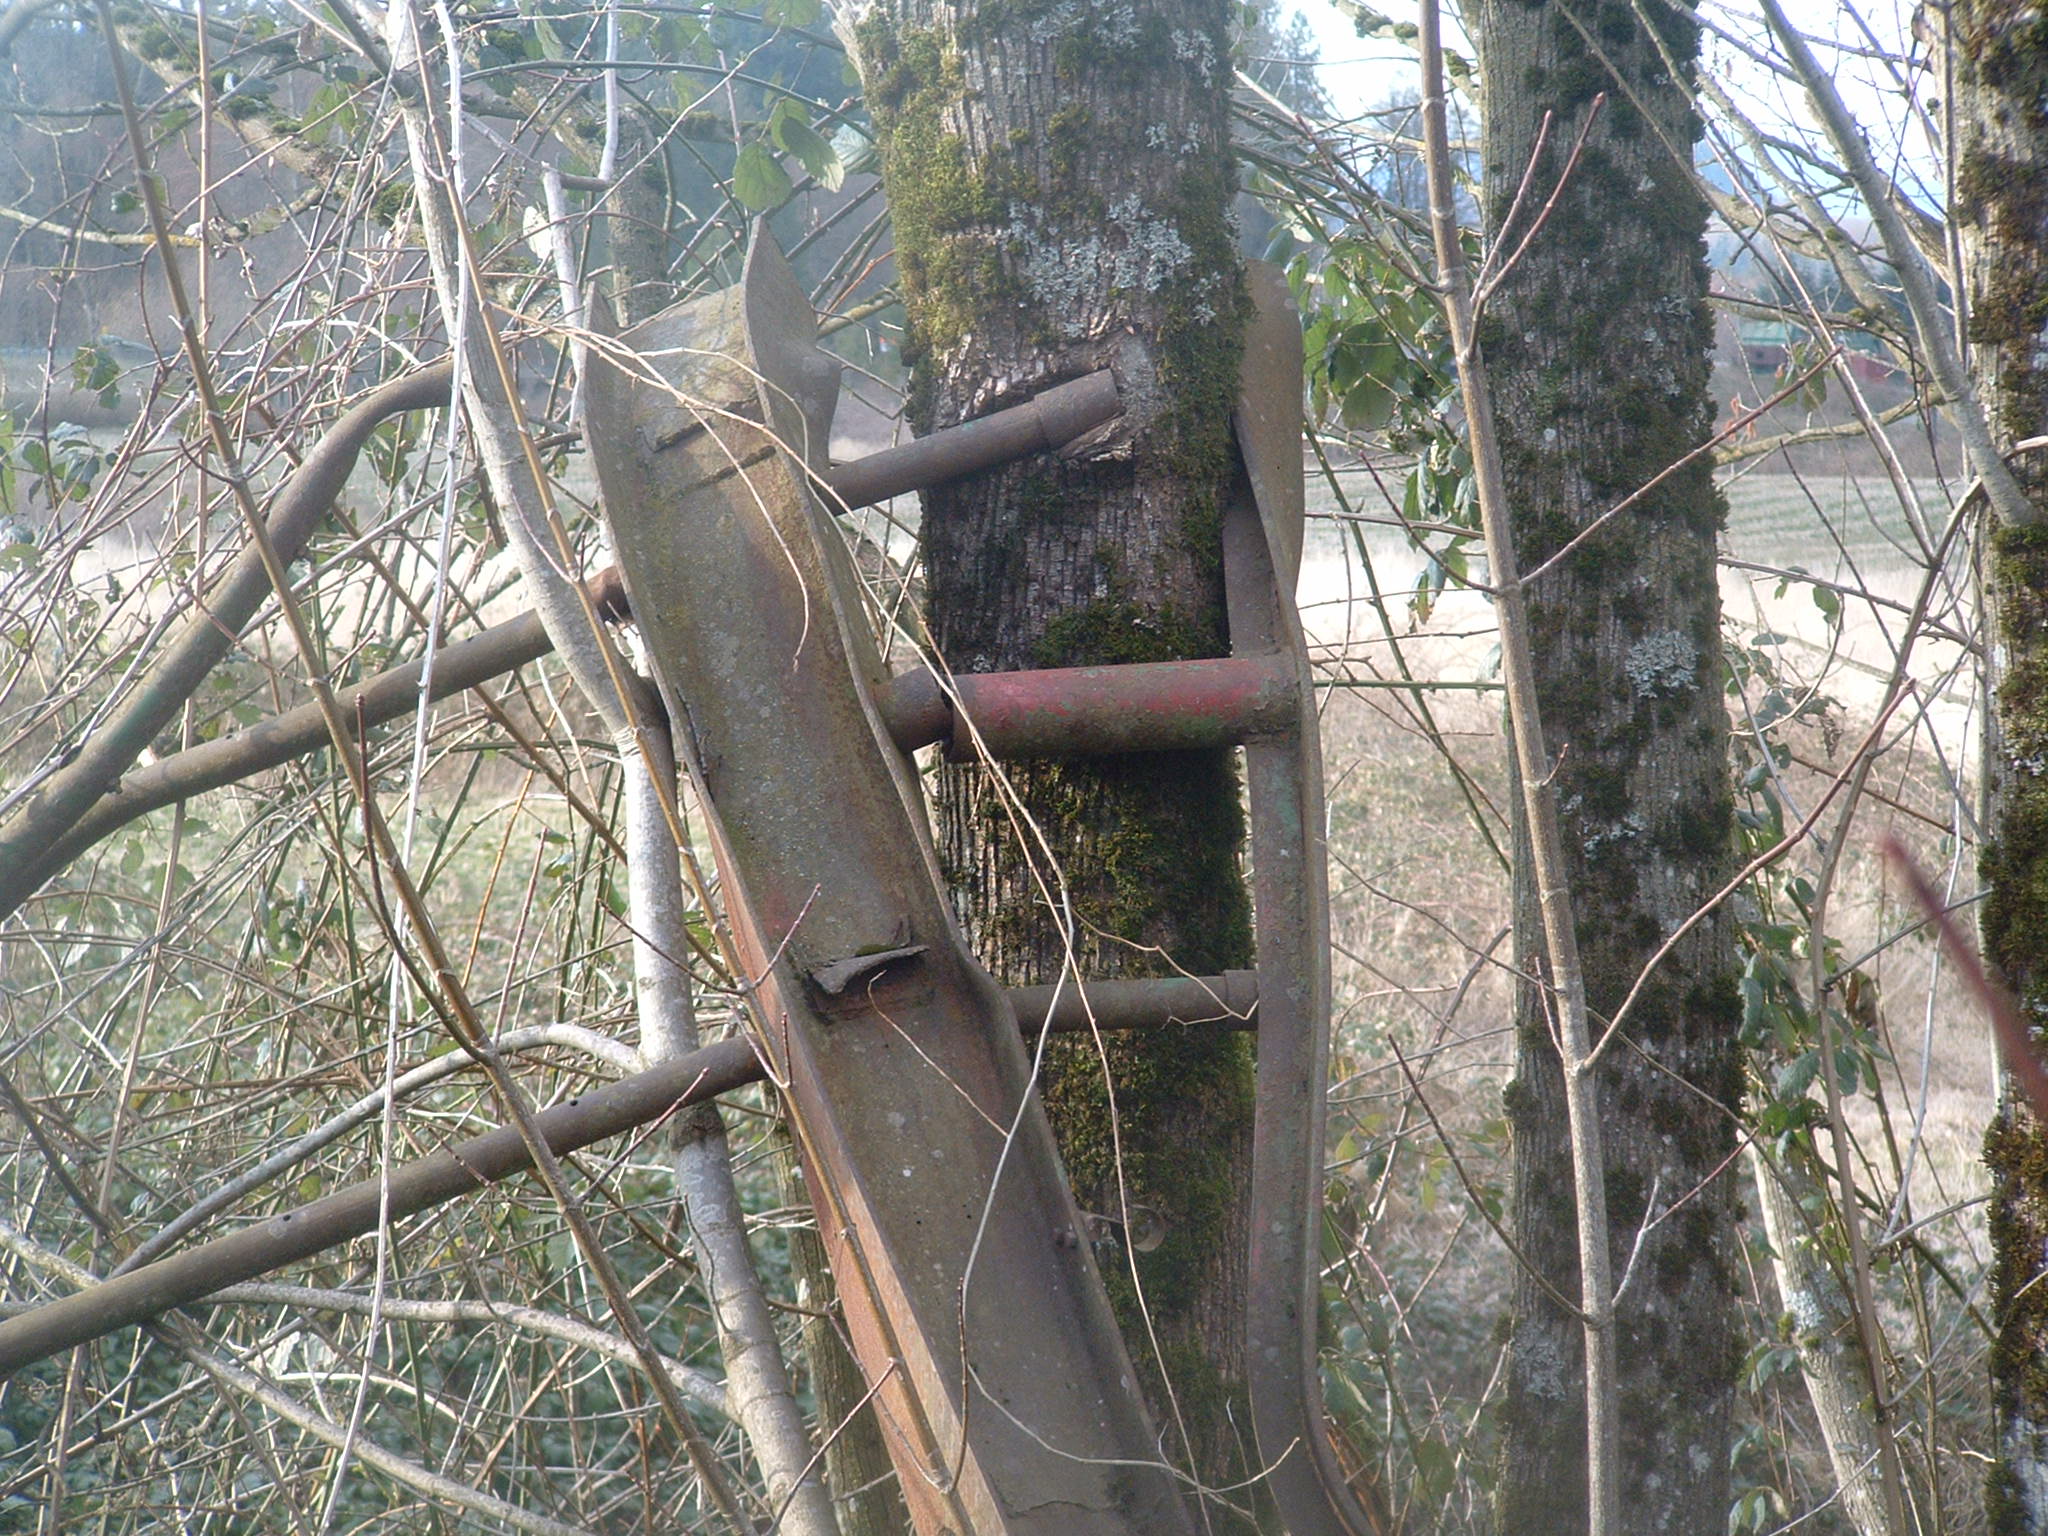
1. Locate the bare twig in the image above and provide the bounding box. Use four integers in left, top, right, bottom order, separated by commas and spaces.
1759, 0, 2035, 529
1417, 6, 1619, 1532
1472, 97, 1603, 309
1520, 351, 1837, 588
1388, 1039, 1587, 1321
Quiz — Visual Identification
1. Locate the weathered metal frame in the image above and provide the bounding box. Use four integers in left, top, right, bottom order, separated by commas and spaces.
886, 265, 1375, 1534
767, 251, 1373, 1534
1226, 265, 1382, 1536
0, 237, 1376, 1536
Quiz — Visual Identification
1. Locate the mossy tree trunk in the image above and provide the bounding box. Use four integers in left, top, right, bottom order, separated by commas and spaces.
848, 0, 1260, 1518
1947, 7, 2048, 1529
1468, 2, 1743, 1530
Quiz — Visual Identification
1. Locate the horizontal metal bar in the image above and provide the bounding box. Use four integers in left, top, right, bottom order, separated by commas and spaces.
38, 611, 1287, 886
1009, 971, 1258, 1033
0, 1037, 762, 1378
0, 975, 1248, 1377
822, 368, 1120, 511
1319, 677, 1501, 692
877, 654, 1299, 760
33, 571, 628, 888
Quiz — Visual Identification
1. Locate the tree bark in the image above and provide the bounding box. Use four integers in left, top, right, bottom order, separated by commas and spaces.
1748, 1144, 1901, 1536
1946, 6, 2048, 1529
849, 0, 1259, 1515
1466, 3, 1743, 1530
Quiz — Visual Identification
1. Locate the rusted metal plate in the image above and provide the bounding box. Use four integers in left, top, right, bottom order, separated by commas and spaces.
1230, 264, 1383, 1535
585, 227, 1191, 1536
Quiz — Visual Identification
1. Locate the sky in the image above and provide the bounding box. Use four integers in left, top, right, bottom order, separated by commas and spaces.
1280, 0, 1937, 205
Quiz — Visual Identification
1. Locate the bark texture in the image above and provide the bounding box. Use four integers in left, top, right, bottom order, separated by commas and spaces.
1748, 1146, 1899, 1536
1468, 2, 1742, 1529
1948, 6, 2048, 1529
849, 0, 1259, 1512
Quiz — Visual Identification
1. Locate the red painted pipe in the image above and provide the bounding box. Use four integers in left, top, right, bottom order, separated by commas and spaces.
877, 654, 1300, 760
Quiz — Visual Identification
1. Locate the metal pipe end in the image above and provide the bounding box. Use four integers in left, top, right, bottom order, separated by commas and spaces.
874, 667, 953, 754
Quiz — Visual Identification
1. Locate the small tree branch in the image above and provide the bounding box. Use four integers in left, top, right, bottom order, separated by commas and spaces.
120, 1023, 642, 1274
1417, 7, 1618, 1533
212, 1282, 731, 1418
0, 1223, 604, 1536
0, 1036, 763, 1375
620, 713, 839, 1536
0, 362, 453, 926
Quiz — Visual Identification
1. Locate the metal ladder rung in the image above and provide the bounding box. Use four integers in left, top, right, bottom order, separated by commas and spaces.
878, 655, 1299, 760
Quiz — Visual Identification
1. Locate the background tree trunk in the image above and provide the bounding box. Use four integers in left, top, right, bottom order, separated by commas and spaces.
849, 0, 1259, 1515
1467, 2, 1743, 1529
1946, 6, 2048, 1529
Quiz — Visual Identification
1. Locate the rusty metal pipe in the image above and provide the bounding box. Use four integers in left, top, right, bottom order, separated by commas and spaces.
821, 367, 1119, 511
0, 976, 1246, 1378
0, 1037, 762, 1379
877, 655, 1300, 760
1009, 971, 1258, 1033
35, 627, 1285, 891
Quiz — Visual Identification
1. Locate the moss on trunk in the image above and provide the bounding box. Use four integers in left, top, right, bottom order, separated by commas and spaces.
852, 0, 1261, 1516
1949, 4, 2048, 1525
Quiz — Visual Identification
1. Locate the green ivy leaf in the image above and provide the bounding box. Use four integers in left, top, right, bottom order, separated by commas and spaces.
770, 106, 843, 192
1412, 1436, 1456, 1502
732, 140, 793, 210
1774, 1051, 1818, 1103
72, 341, 122, 409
